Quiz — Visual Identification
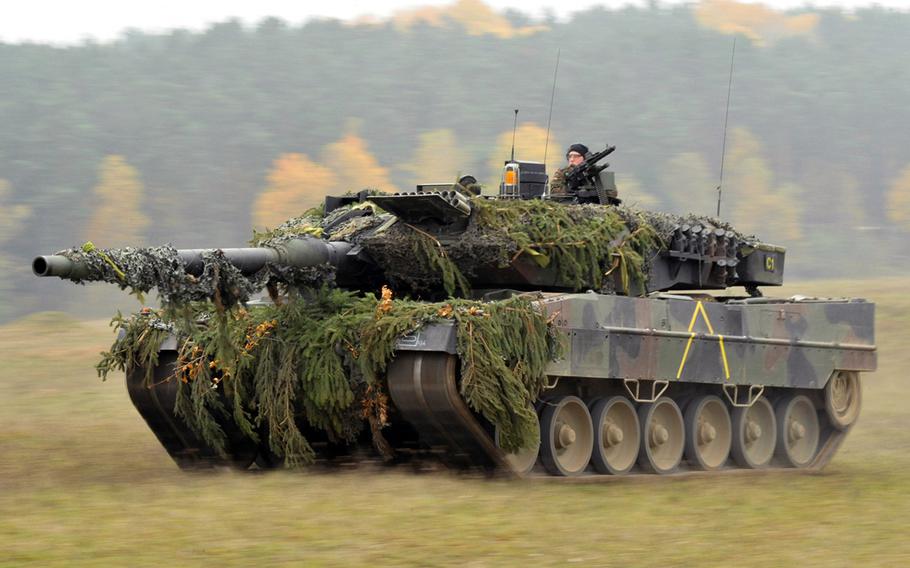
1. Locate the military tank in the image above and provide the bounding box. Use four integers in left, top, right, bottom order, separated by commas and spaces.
33, 146, 876, 477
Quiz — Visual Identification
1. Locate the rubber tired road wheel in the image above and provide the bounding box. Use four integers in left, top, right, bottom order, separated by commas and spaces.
637, 397, 684, 474
731, 397, 776, 469
540, 396, 593, 476
495, 425, 539, 475
684, 395, 732, 471
590, 396, 640, 475
775, 394, 820, 468
825, 371, 862, 431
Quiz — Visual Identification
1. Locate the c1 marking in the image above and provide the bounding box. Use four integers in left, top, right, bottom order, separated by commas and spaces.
765, 255, 775, 272
675, 301, 731, 381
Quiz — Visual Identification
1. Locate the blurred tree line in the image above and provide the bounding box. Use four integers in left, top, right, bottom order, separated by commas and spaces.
2, 0, 909, 320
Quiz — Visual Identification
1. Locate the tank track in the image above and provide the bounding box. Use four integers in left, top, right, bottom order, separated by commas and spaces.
386, 352, 854, 479
127, 350, 854, 477
126, 352, 260, 469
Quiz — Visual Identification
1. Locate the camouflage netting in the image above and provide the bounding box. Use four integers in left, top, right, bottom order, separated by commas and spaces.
98, 289, 562, 465
251, 197, 754, 298
253, 199, 655, 296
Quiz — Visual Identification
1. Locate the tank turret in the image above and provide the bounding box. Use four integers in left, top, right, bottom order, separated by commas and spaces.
34, 177, 785, 302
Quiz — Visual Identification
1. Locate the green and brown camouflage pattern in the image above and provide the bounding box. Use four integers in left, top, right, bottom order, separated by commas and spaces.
400, 292, 876, 390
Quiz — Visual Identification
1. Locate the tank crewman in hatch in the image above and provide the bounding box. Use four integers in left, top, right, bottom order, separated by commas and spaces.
549, 143, 589, 196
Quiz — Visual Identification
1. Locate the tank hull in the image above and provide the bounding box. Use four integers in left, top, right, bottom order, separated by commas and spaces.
129, 292, 875, 477
386, 292, 874, 476
538, 293, 876, 386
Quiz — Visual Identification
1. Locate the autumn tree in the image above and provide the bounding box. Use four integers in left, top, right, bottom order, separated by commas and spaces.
321, 133, 400, 195
398, 129, 469, 188
886, 164, 910, 231
253, 153, 336, 229
254, 133, 400, 229
393, 0, 546, 38
658, 152, 717, 215
487, 123, 561, 192
84, 155, 150, 246
615, 173, 660, 210
694, 0, 818, 45
726, 128, 803, 242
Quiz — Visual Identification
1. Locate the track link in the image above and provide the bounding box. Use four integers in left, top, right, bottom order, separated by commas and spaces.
387, 352, 506, 471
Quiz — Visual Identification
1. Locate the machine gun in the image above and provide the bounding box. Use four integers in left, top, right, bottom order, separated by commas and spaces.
560, 145, 620, 205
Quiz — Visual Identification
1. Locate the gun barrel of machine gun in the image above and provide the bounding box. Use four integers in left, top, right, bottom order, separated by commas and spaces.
585, 145, 616, 165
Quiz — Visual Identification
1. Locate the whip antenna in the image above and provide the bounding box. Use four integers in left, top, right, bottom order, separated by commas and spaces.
510, 109, 519, 162
543, 48, 561, 166
716, 37, 736, 217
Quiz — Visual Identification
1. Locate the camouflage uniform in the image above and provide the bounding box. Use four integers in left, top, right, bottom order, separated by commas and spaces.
549, 165, 620, 202
549, 167, 569, 196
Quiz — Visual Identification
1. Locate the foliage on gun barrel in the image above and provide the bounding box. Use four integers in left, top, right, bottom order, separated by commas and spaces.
53, 245, 270, 307
47, 241, 337, 309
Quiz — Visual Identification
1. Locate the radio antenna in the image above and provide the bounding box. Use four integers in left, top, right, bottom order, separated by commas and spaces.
716, 37, 736, 217
510, 108, 519, 162
543, 48, 561, 166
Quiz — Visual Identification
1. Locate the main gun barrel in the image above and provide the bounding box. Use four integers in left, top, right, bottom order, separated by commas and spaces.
33, 237, 354, 279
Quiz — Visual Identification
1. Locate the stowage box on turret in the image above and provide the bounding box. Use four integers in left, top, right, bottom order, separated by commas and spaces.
34, 144, 875, 477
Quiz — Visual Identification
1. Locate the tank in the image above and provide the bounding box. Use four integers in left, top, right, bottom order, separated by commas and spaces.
33, 146, 876, 477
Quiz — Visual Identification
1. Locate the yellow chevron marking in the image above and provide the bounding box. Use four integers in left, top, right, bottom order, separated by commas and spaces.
718, 335, 731, 379
676, 307, 700, 378
675, 301, 731, 380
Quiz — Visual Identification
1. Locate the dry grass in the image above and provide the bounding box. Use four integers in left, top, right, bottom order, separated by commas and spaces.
1, 279, 908, 567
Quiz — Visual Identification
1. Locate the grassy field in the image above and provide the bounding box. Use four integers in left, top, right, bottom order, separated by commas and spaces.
1, 278, 908, 567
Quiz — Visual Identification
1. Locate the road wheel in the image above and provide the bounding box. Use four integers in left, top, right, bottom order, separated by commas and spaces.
731, 396, 776, 469
637, 397, 684, 474
825, 371, 862, 430
590, 396, 640, 475
495, 425, 539, 475
775, 394, 820, 468
540, 396, 593, 476
684, 395, 732, 470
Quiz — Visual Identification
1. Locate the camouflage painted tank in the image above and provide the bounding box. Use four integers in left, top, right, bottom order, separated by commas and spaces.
33, 147, 876, 477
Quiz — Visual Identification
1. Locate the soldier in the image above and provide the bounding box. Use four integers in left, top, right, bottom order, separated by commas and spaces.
549, 143, 589, 196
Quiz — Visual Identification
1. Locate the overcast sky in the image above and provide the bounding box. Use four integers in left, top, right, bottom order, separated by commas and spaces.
2, 0, 906, 45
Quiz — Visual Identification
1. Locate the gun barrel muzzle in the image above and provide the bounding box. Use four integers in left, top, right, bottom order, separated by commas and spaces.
33, 255, 83, 278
